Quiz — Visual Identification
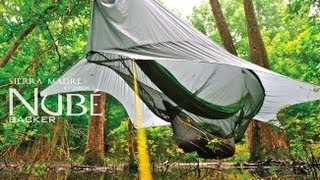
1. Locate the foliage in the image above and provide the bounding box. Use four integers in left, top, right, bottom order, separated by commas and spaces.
184, 151, 199, 163
228, 139, 250, 163
72, 154, 85, 164
0, 0, 92, 159
24, 161, 48, 176
206, 138, 222, 153
108, 120, 186, 163
281, 101, 320, 160
267, 166, 278, 176
0, 0, 319, 167
107, 120, 131, 163
146, 125, 178, 163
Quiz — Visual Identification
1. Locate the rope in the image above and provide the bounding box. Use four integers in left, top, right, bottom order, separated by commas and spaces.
132, 60, 153, 180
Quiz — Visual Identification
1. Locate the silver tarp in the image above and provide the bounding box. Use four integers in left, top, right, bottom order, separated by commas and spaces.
41, 0, 320, 141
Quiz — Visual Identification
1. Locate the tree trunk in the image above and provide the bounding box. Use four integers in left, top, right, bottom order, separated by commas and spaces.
243, 0, 288, 162
243, 0, 270, 69
128, 120, 135, 161
85, 92, 106, 165
209, 0, 238, 56
128, 120, 138, 172
246, 121, 288, 161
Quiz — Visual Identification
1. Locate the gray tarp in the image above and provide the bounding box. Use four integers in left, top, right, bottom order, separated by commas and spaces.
41, 0, 320, 142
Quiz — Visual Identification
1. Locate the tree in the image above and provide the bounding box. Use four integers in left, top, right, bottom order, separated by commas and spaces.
0, 1, 110, 165
243, 0, 270, 69
243, 0, 288, 162
85, 92, 106, 165
0, 0, 89, 67
207, 0, 288, 161
128, 120, 138, 172
128, 121, 135, 161
0, 23, 36, 67
0, 0, 92, 161
209, 0, 238, 56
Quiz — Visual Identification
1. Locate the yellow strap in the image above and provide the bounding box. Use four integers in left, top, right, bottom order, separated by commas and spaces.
132, 60, 152, 180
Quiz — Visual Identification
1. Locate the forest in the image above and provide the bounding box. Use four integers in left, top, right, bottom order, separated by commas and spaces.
0, 0, 319, 179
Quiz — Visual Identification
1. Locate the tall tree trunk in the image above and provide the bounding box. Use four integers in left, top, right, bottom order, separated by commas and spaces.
243, 0, 270, 69
85, 92, 106, 165
243, 0, 288, 162
209, 0, 238, 56
128, 120, 138, 172
128, 121, 136, 161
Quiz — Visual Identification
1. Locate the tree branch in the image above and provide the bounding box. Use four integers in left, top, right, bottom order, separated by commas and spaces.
0, 83, 13, 89
0, 23, 37, 67
45, 22, 61, 69
0, 2, 61, 68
